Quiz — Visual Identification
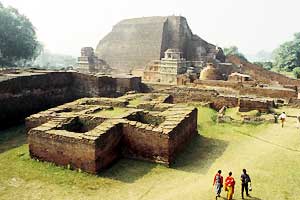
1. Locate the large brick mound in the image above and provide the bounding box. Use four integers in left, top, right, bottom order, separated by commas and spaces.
227, 55, 300, 86
26, 93, 198, 174
96, 16, 225, 72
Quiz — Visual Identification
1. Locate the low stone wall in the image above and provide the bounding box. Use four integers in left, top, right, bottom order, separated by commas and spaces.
210, 96, 239, 111
240, 87, 297, 100
159, 86, 219, 103
193, 80, 243, 89
147, 85, 276, 112
239, 98, 274, 112
148, 85, 238, 110
193, 80, 296, 100
288, 99, 300, 108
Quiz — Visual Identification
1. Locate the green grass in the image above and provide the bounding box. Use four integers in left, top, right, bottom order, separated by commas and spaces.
94, 107, 131, 118
0, 125, 26, 153
275, 106, 300, 117
128, 97, 143, 106
1, 106, 300, 199
271, 68, 296, 78
225, 107, 259, 121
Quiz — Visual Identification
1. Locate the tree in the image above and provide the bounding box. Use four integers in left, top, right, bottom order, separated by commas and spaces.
223, 46, 248, 61
0, 4, 41, 67
293, 67, 300, 79
273, 33, 300, 72
254, 61, 273, 70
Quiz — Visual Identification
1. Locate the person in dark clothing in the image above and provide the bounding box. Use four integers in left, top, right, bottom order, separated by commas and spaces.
241, 169, 251, 199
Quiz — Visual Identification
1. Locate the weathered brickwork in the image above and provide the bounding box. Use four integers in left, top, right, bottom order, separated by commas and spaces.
239, 98, 275, 113
0, 71, 141, 129
147, 84, 275, 112
96, 16, 225, 72
26, 94, 198, 173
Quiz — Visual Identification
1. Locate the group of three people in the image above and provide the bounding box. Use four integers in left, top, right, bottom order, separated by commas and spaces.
213, 169, 251, 200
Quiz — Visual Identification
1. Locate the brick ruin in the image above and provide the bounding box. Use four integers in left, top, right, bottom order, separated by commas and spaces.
26, 94, 198, 173
96, 16, 225, 72
147, 84, 294, 113
0, 70, 142, 128
142, 49, 200, 85
77, 47, 112, 74
78, 15, 300, 114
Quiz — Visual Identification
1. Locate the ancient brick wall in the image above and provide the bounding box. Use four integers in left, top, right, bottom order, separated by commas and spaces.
168, 108, 198, 162
210, 96, 239, 111
72, 73, 118, 98
122, 123, 170, 164
193, 80, 244, 89
160, 86, 219, 103
288, 99, 300, 108
0, 72, 75, 128
94, 124, 123, 171
0, 72, 142, 129
148, 84, 238, 110
239, 99, 274, 113
240, 87, 297, 100
28, 129, 97, 173
115, 76, 141, 94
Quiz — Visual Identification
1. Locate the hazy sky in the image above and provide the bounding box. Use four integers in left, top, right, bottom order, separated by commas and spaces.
2, 0, 299, 56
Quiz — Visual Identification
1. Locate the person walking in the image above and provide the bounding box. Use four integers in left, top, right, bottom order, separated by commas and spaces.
278, 112, 287, 128
225, 172, 235, 200
296, 115, 300, 129
213, 170, 223, 199
241, 169, 251, 199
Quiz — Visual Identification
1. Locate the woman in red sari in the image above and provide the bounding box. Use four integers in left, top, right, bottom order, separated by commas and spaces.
225, 172, 235, 200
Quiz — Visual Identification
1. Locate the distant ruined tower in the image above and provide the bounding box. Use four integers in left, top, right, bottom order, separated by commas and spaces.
77, 47, 111, 74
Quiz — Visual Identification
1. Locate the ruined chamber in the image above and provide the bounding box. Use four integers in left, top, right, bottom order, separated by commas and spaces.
26, 94, 198, 174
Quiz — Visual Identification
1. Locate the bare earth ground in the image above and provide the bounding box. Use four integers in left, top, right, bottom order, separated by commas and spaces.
1, 106, 300, 200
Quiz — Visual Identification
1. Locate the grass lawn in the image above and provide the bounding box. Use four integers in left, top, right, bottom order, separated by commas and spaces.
94, 107, 131, 118
129, 97, 143, 106
1, 106, 300, 200
225, 107, 260, 121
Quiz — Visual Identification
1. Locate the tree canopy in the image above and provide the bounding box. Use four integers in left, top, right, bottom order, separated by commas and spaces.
223, 46, 248, 61
253, 61, 273, 70
273, 33, 300, 72
0, 3, 41, 67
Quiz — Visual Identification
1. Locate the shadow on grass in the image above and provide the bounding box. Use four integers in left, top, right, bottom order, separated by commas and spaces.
99, 158, 157, 183
172, 134, 229, 174
0, 124, 27, 153
100, 134, 228, 182
248, 197, 263, 200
